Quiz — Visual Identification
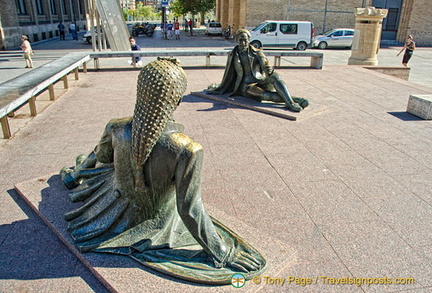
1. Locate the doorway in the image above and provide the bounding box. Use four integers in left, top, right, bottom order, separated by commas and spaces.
372, 0, 403, 40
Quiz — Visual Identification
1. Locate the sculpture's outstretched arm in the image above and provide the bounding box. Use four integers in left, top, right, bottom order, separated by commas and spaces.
175, 139, 230, 265
174, 137, 263, 272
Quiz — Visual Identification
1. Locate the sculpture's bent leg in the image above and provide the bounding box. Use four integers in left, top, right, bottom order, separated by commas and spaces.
266, 73, 303, 112
244, 83, 302, 112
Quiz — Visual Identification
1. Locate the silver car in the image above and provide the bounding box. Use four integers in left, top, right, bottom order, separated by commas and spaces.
312, 28, 355, 49
205, 22, 223, 36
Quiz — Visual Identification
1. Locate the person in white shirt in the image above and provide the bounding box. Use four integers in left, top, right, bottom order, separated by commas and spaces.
69, 23, 78, 40
20, 35, 33, 68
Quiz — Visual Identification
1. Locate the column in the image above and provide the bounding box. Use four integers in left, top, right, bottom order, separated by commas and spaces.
46, 0, 53, 23
348, 6, 388, 66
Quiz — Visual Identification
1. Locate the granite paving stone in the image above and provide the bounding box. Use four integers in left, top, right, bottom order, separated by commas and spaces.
288, 180, 380, 226
364, 191, 432, 248
319, 220, 430, 292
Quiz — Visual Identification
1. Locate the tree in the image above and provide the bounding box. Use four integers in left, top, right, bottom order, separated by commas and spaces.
123, 3, 158, 21
170, 0, 188, 17
195, 0, 215, 24
171, 0, 215, 24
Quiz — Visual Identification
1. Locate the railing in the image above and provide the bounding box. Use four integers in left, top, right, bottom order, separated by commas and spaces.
0, 53, 90, 139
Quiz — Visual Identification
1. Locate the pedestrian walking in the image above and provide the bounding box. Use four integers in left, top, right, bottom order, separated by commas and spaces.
69, 22, 78, 40
174, 20, 180, 39
20, 35, 33, 68
189, 19, 193, 36
167, 21, 174, 40
184, 19, 188, 32
397, 35, 416, 67
58, 22, 66, 40
128, 37, 142, 68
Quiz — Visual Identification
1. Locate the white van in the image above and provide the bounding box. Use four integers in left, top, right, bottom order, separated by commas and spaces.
249, 20, 314, 50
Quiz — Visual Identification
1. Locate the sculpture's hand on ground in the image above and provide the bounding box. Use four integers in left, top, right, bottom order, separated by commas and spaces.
60, 166, 78, 189
60, 153, 96, 189
226, 249, 262, 273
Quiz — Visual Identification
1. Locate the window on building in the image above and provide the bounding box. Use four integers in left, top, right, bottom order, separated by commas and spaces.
36, 0, 43, 15
280, 24, 298, 34
15, 0, 27, 15
50, 0, 57, 14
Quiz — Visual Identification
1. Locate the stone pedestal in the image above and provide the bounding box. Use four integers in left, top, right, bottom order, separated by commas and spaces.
407, 95, 432, 120
348, 7, 388, 66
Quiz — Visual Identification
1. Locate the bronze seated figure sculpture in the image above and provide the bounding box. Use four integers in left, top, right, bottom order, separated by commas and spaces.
60, 58, 266, 284
208, 29, 309, 112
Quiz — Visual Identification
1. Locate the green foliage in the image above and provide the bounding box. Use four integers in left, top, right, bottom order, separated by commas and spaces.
123, 4, 159, 21
171, 0, 215, 15
170, 0, 188, 16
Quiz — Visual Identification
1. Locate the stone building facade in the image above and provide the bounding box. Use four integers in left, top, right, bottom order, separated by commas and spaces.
216, 0, 432, 46
396, 0, 431, 46
0, 0, 86, 49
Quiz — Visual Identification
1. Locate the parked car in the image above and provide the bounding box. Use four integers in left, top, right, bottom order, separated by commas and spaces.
312, 28, 355, 49
249, 20, 314, 50
82, 30, 106, 43
205, 22, 223, 36
83, 30, 96, 43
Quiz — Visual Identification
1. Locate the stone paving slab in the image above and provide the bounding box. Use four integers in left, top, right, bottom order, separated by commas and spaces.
1, 65, 432, 292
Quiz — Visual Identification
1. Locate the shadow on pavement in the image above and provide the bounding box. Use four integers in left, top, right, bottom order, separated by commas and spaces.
388, 111, 425, 121
0, 188, 109, 292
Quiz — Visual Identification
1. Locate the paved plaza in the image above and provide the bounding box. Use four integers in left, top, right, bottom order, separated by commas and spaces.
1, 29, 431, 292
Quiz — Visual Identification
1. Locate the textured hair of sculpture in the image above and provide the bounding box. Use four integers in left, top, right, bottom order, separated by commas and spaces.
235, 29, 251, 41
132, 58, 187, 168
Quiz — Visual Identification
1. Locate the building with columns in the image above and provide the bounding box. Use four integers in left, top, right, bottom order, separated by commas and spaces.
0, 0, 86, 49
216, 0, 432, 46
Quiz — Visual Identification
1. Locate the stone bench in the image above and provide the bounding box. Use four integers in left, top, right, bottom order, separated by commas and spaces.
0, 52, 90, 138
89, 50, 230, 69
407, 94, 432, 120
264, 51, 324, 69
89, 50, 324, 69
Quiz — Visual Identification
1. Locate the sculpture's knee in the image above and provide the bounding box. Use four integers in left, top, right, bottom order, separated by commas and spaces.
268, 72, 282, 82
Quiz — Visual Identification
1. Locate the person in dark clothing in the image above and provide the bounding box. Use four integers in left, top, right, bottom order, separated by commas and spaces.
58, 22, 65, 40
129, 37, 142, 67
189, 19, 193, 36
397, 35, 416, 67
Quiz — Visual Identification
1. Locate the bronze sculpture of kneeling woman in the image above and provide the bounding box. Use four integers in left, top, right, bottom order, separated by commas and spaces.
60, 58, 266, 284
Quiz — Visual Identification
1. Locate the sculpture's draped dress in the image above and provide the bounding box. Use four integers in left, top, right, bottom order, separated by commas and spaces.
64, 118, 266, 283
